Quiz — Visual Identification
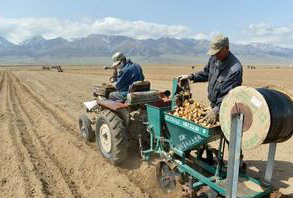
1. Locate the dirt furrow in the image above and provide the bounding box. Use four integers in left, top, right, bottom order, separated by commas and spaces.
0, 72, 28, 198
10, 72, 78, 133
0, 71, 5, 94
1, 72, 37, 197
26, 71, 91, 105
11, 71, 172, 197
9, 72, 92, 154
8, 72, 84, 198
7, 72, 82, 198
2, 67, 293, 196
9, 72, 150, 198
14, 71, 97, 113
7, 77, 48, 197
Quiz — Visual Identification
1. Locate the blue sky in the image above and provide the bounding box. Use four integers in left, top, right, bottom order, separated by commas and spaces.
1, 0, 293, 47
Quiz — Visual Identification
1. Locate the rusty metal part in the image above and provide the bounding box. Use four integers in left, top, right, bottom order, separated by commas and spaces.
129, 81, 150, 92
196, 186, 217, 198
97, 100, 128, 111
175, 78, 193, 108
181, 179, 196, 198
93, 83, 116, 98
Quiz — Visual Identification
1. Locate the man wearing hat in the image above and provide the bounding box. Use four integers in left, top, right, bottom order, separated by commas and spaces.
108, 52, 145, 101
179, 34, 243, 125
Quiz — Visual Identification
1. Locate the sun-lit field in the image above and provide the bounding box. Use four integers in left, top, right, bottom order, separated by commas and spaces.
0, 65, 292, 197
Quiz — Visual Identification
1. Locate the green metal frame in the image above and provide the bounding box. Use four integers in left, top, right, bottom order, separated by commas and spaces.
171, 78, 178, 110
141, 79, 273, 197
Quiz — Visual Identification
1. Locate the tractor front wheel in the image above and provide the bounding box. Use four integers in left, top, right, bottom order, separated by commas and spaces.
79, 114, 95, 142
96, 110, 128, 165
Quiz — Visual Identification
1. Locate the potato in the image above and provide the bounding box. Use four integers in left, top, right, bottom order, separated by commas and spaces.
171, 99, 219, 128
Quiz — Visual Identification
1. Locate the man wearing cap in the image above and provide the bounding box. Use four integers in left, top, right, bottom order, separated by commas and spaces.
108, 52, 145, 101
179, 34, 243, 125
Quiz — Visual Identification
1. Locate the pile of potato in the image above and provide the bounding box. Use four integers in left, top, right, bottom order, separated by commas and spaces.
171, 99, 219, 128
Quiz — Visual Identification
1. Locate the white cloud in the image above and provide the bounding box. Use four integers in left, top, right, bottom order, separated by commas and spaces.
239, 23, 293, 48
0, 17, 191, 44
191, 32, 224, 41
1, 17, 293, 49
192, 33, 208, 40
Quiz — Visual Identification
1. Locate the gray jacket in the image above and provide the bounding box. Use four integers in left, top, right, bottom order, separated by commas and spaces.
191, 52, 243, 114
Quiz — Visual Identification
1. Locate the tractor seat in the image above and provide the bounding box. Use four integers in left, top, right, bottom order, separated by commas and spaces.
128, 81, 150, 92
126, 81, 159, 105
126, 90, 160, 105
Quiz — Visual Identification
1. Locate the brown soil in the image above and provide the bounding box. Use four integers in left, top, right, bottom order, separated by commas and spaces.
0, 65, 292, 198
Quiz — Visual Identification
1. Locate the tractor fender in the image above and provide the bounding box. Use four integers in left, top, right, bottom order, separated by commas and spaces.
97, 100, 130, 127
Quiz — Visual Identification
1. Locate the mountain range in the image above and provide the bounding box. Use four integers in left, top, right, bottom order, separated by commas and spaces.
0, 34, 293, 65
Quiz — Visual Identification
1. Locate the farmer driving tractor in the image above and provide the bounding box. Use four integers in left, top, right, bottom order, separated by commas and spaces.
108, 52, 145, 102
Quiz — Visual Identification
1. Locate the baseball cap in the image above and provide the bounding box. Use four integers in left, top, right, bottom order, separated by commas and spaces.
112, 52, 126, 67
207, 34, 229, 55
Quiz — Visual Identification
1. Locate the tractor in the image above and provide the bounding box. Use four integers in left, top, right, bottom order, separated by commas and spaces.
79, 70, 293, 197
79, 75, 171, 165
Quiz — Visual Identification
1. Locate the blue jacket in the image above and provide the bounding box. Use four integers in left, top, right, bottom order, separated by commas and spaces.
191, 52, 243, 114
115, 59, 144, 96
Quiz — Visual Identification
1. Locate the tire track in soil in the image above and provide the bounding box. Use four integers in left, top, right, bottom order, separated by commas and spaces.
8, 72, 83, 198
0, 71, 27, 198
0, 71, 3, 81
0, 71, 5, 94
7, 68, 293, 197
10, 72, 78, 135
11, 72, 165, 198
2, 72, 36, 197
7, 72, 54, 197
7, 72, 78, 198
22, 71, 87, 105
10, 72, 156, 198
9, 72, 91, 154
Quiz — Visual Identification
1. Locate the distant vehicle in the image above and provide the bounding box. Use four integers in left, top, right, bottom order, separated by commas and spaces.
42, 66, 50, 70
51, 65, 63, 72
247, 65, 256, 69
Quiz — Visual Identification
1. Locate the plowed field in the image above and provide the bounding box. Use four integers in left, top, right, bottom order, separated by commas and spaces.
0, 66, 292, 197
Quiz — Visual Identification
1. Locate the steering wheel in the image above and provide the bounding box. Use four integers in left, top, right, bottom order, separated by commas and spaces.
109, 76, 115, 83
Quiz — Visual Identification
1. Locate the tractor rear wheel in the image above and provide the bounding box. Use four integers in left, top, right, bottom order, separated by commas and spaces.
96, 109, 128, 165
79, 114, 95, 142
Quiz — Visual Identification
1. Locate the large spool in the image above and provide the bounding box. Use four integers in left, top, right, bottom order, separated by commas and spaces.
220, 86, 293, 150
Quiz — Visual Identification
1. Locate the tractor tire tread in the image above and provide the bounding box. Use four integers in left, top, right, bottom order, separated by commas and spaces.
79, 114, 95, 142
96, 109, 127, 165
